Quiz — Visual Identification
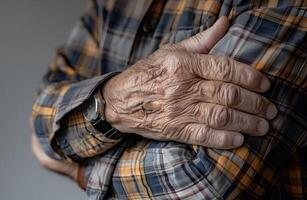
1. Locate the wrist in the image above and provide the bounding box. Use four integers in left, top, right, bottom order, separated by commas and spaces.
100, 76, 120, 125
82, 75, 125, 140
101, 77, 130, 134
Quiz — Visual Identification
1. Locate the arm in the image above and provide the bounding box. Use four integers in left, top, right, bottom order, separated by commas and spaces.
33, 12, 276, 191
32, 8, 276, 164
31, 0, 121, 163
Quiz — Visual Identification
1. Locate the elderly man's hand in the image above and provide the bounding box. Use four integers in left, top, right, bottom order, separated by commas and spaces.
102, 17, 277, 149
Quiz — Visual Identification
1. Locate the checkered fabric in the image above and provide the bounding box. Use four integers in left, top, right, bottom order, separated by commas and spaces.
31, 0, 307, 199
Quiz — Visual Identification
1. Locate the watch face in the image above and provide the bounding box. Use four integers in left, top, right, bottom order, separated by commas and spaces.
83, 96, 100, 122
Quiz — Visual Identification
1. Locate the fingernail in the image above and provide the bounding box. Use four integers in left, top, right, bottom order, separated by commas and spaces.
233, 135, 244, 147
260, 78, 270, 91
257, 120, 269, 135
266, 104, 278, 119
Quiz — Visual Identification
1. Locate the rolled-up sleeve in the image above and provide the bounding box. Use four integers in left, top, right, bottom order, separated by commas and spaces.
31, 0, 121, 162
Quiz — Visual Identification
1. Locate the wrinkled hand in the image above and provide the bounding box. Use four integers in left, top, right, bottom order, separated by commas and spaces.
102, 17, 278, 149
31, 134, 78, 181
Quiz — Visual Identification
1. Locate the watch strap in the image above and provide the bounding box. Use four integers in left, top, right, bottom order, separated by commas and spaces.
92, 117, 124, 140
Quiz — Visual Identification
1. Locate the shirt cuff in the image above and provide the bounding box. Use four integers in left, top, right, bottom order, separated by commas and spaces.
51, 72, 120, 160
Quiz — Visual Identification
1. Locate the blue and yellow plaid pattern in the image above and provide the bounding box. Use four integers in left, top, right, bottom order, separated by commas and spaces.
31, 0, 307, 199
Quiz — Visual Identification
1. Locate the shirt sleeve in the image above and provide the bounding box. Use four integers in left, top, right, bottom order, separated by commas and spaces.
31, 0, 122, 162
203, 4, 307, 199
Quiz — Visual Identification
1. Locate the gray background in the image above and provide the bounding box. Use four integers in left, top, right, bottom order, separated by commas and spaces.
0, 1, 85, 199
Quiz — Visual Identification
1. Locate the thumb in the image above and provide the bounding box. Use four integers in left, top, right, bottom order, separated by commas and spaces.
174, 16, 229, 53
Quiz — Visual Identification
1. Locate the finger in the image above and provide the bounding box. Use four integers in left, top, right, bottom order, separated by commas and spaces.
190, 55, 271, 92
164, 16, 229, 53
179, 123, 244, 149
191, 103, 269, 135
196, 80, 278, 119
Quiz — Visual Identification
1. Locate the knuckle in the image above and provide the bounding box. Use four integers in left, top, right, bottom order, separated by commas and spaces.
214, 57, 233, 81
238, 114, 249, 132
164, 52, 182, 67
210, 106, 229, 128
191, 103, 203, 121
175, 123, 192, 142
195, 126, 211, 143
253, 96, 264, 114
215, 134, 230, 147
201, 82, 215, 99
244, 69, 258, 87
197, 127, 230, 147
220, 84, 240, 107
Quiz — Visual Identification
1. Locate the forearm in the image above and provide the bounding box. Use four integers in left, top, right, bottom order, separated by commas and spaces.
31, 0, 123, 162
32, 73, 120, 161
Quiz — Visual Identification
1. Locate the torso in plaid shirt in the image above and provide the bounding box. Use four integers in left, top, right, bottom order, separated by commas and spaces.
31, 0, 307, 199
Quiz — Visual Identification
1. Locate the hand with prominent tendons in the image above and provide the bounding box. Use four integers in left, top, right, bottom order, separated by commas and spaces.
102, 17, 278, 149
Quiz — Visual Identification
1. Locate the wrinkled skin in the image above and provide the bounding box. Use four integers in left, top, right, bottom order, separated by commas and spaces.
103, 17, 277, 149
31, 17, 278, 181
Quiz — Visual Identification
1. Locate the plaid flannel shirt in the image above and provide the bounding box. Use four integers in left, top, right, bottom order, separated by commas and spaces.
31, 0, 307, 199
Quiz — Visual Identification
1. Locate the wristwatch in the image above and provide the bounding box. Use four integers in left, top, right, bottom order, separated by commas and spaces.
82, 90, 124, 140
